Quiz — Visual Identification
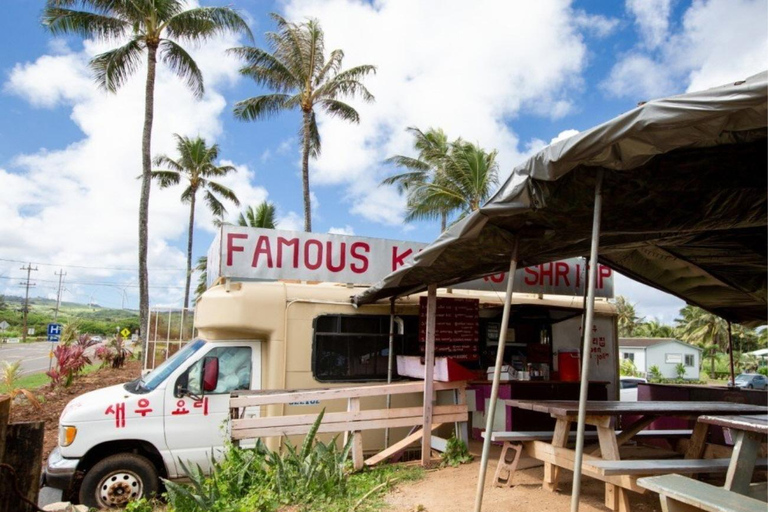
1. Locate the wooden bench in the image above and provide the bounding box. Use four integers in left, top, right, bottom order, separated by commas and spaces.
587, 457, 768, 476
483, 429, 693, 487
638, 474, 766, 512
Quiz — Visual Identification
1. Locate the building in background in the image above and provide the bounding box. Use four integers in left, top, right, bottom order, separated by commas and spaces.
619, 338, 702, 380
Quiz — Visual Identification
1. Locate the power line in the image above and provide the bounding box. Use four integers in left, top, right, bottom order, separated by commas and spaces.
0, 275, 185, 290
0, 257, 185, 272
19, 264, 38, 343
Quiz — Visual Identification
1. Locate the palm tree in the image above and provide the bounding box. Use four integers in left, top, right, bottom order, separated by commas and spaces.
676, 305, 729, 350
194, 256, 208, 305
615, 296, 642, 337
152, 135, 240, 308
237, 201, 277, 228
635, 320, 675, 338
230, 13, 376, 232
382, 127, 452, 231
43, 0, 251, 347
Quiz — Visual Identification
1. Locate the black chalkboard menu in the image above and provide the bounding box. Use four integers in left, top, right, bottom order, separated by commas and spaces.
419, 297, 479, 362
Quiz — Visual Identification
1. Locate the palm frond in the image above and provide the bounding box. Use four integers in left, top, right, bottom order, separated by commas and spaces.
180, 185, 196, 204
203, 190, 227, 217
164, 6, 253, 43
319, 99, 360, 123
206, 181, 240, 207
153, 154, 184, 172
267, 13, 309, 79
43, 7, 130, 40
233, 93, 293, 121
90, 37, 144, 93
313, 49, 343, 86
382, 155, 431, 172
158, 39, 204, 99
228, 46, 300, 93
151, 170, 182, 188
306, 111, 321, 158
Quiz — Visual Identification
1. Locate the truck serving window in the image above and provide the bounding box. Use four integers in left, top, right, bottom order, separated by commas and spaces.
312, 314, 414, 382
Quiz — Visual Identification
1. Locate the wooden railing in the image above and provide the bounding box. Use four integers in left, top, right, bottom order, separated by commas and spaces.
229, 380, 468, 469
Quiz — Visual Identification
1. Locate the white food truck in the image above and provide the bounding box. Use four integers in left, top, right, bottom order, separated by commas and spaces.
44, 228, 617, 508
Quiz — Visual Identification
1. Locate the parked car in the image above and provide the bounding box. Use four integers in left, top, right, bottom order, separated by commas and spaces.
620, 376, 648, 401
730, 373, 768, 390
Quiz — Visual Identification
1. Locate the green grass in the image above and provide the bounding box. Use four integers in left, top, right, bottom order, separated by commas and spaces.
0, 363, 100, 393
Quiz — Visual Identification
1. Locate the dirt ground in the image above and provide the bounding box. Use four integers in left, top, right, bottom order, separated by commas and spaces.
384, 441, 663, 512
10, 360, 143, 462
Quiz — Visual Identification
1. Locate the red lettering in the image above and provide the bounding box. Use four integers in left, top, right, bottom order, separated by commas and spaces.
326, 242, 346, 272
392, 247, 413, 271
350, 242, 370, 274
251, 235, 273, 268
226, 233, 248, 266
524, 267, 538, 286
490, 273, 505, 283
598, 265, 612, 288
539, 262, 553, 285
277, 237, 300, 268
304, 239, 323, 270
555, 262, 570, 287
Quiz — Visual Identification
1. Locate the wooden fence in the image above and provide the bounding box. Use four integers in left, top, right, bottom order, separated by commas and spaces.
0, 395, 45, 512
230, 380, 468, 469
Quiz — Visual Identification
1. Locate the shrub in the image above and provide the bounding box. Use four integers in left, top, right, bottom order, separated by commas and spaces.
648, 365, 663, 381
675, 363, 686, 379
440, 435, 473, 467
47, 345, 91, 387
620, 359, 638, 377
758, 367, 768, 376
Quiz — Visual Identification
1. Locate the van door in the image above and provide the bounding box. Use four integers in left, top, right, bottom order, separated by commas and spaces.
163, 342, 261, 476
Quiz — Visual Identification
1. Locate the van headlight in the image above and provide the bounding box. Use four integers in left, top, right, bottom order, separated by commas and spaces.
60, 425, 77, 447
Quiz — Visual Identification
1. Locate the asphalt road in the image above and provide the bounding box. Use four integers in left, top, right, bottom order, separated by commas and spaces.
0, 341, 58, 375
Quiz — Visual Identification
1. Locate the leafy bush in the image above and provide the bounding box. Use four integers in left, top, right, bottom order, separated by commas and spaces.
74, 334, 98, 349
648, 365, 663, 381
440, 435, 473, 467
165, 410, 422, 512
758, 367, 768, 376
46, 345, 91, 387
620, 358, 638, 377
675, 363, 686, 379
95, 337, 133, 368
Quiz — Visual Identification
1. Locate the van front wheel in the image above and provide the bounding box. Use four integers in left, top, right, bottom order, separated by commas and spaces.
79, 453, 158, 508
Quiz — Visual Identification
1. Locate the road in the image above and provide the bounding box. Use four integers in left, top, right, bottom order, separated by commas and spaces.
0, 341, 58, 375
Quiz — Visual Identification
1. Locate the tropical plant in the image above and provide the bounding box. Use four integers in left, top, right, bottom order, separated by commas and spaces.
237, 201, 277, 229
635, 320, 675, 338
675, 362, 687, 379
73, 333, 98, 348
153, 134, 240, 308
702, 343, 720, 378
675, 305, 728, 350
60, 319, 80, 345
43, 0, 252, 346
194, 256, 209, 305
47, 345, 91, 387
231, 13, 376, 232
740, 353, 759, 372
440, 435, 473, 467
647, 365, 663, 381
615, 296, 642, 337
1, 361, 42, 409
383, 135, 499, 228
620, 358, 638, 377
382, 127, 452, 231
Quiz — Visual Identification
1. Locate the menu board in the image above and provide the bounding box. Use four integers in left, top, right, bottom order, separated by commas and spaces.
419, 297, 479, 362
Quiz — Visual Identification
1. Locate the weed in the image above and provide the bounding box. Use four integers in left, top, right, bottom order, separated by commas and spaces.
1, 361, 42, 409
440, 435, 473, 467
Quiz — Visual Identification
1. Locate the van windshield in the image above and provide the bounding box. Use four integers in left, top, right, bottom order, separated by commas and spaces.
134, 339, 206, 392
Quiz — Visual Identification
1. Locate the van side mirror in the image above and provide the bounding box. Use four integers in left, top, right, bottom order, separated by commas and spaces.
202, 356, 219, 393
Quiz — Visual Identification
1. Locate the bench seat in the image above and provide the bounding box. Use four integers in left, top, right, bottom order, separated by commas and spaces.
483, 429, 693, 443
638, 474, 766, 512
587, 457, 768, 476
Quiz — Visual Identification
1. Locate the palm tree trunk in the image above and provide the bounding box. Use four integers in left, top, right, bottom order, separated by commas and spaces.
184, 192, 196, 309
440, 212, 446, 232
139, 44, 158, 351
301, 109, 312, 232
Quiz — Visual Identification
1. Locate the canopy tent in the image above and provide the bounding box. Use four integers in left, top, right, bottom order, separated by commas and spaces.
352, 71, 767, 512
353, 72, 767, 327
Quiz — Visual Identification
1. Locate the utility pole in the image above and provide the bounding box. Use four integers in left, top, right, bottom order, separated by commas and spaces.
54, 270, 67, 321
20, 264, 38, 343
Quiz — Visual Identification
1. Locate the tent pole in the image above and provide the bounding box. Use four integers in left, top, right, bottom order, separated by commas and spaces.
727, 321, 735, 387
570, 169, 604, 512
385, 297, 396, 448
422, 284, 438, 465
473, 237, 519, 512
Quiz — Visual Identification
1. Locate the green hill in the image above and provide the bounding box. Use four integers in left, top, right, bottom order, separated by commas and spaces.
0, 295, 139, 339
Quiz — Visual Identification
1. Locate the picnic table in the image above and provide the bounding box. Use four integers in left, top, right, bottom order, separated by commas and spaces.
506, 400, 768, 512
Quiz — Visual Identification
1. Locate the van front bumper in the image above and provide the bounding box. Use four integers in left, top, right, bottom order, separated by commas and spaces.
43, 447, 80, 491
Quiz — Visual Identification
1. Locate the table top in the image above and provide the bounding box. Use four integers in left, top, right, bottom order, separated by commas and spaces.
697, 414, 768, 435
506, 400, 768, 417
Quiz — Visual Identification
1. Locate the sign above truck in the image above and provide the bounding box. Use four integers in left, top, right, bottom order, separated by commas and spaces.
208, 226, 613, 298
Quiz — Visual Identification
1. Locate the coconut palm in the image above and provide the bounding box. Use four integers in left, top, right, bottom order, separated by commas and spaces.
398, 140, 499, 226
676, 305, 729, 350
152, 135, 240, 308
237, 201, 277, 228
635, 320, 675, 338
43, 0, 251, 346
230, 13, 376, 232
194, 256, 208, 305
382, 127, 452, 231
615, 296, 642, 337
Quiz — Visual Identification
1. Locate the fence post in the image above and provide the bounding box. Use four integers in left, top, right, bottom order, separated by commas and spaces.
0, 396, 45, 512
348, 397, 363, 471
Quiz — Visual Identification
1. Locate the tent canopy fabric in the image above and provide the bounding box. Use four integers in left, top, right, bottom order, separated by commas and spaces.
353, 72, 767, 327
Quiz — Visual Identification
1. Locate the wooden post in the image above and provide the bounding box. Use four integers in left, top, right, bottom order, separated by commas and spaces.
422, 284, 437, 466
0, 396, 9, 463
348, 397, 363, 471
0, 420, 45, 512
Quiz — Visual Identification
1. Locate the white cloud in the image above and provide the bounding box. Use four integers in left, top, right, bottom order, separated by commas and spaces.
604, 0, 767, 99
615, 272, 686, 325
1, 30, 262, 308
281, 0, 603, 225
276, 211, 304, 232
328, 225, 355, 236
550, 129, 580, 144
574, 11, 621, 38
626, 0, 671, 49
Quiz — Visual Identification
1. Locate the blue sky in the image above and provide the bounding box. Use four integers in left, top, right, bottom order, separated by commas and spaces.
0, 0, 765, 323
